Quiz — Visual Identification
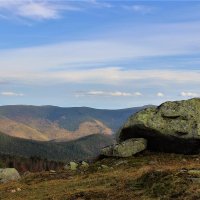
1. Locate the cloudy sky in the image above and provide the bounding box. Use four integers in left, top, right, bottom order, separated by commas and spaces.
0, 0, 199, 108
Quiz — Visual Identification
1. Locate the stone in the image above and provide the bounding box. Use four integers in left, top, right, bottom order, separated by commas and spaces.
101, 138, 147, 158
64, 162, 78, 171
69, 162, 78, 171
115, 160, 128, 166
180, 168, 188, 173
81, 161, 89, 169
49, 170, 56, 174
0, 168, 21, 183
118, 98, 200, 154
188, 169, 200, 177
101, 165, 109, 169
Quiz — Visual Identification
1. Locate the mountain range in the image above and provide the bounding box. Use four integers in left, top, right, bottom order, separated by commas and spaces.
0, 105, 148, 162
0, 105, 147, 141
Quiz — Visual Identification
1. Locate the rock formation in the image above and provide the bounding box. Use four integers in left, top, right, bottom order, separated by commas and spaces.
0, 168, 20, 183
101, 138, 147, 157
118, 98, 200, 154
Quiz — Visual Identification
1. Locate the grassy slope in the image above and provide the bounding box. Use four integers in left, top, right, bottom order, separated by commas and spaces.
0, 132, 113, 162
1, 152, 200, 200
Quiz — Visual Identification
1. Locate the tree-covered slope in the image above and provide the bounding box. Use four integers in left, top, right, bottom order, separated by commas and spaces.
0, 132, 114, 162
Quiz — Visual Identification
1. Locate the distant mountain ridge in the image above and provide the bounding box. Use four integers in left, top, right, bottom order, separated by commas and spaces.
0, 105, 148, 141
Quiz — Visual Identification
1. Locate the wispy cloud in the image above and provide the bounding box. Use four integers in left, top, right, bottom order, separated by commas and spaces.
75, 90, 142, 97
0, 0, 81, 20
1, 20, 200, 71
0, 0, 113, 21
17, 2, 61, 20
122, 4, 155, 14
181, 91, 199, 97
0, 66, 200, 86
85, 0, 112, 8
1, 92, 24, 97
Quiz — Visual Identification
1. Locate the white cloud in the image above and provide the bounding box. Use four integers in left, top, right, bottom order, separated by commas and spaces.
181, 92, 199, 97
86, 0, 112, 8
123, 4, 154, 14
1, 20, 200, 73
17, 2, 59, 19
75, 90, 142, 97
134, 92, 143, 96
157, 92, 164, 97
0, 21, 199, 86
0, 0, 113, 21
1, 92, 24, 97
0, 66, 200, 86
110, 92, 132, 97
0, 0, 80, 20
37, 68, 200, 84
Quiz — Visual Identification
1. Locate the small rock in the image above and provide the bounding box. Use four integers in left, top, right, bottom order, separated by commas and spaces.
49, 170, 56, 174
64, 162, 79, 171
180, 168, 188, 173
81, 161, 89, 169
115, 160, 128, 166
10, 189, 16, 193
188, 169, 200, 177
69, 162, 78, 171
101, 165, 109, 169
0, 168, 21, 183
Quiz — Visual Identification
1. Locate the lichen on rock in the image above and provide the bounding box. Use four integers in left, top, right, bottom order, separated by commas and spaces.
0, 168, 21, 183
101, 138, 147, 157
118, 98, 200, 154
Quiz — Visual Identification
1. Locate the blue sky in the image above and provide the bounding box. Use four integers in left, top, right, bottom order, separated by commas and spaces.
0, 0, 200, 108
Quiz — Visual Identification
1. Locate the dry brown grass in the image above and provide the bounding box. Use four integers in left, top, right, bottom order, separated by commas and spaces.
1, 151, 200, 200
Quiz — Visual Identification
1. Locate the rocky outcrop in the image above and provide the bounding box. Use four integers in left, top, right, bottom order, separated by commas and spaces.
101, 138, 147, 157
0, 168, 20, 183
118, 98, 200, 154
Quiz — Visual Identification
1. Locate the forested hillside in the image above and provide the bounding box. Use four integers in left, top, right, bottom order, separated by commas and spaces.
0, 132, 114, 162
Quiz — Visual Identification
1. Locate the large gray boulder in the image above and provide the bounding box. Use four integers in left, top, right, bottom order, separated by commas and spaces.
118, 98, 200, 154
0, 168, 21, 183
101, 138, 147, 157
